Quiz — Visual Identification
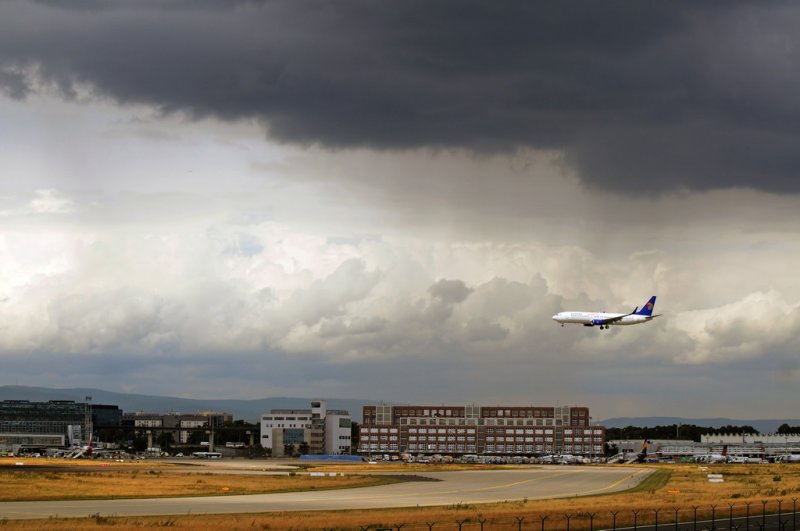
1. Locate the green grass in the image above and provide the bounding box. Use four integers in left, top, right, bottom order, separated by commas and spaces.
628, 468, 671, 493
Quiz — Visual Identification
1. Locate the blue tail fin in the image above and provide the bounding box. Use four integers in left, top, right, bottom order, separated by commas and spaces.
635, 296, 656, 316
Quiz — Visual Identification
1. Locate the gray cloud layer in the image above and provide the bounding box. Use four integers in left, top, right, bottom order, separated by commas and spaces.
3, 2, 800, 416
3, 1, 800, 193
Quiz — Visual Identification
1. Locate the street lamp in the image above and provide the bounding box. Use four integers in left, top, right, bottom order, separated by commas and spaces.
84, 396, 93, 447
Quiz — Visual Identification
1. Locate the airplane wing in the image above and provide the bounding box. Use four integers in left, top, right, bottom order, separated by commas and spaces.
596, 307, 638, 325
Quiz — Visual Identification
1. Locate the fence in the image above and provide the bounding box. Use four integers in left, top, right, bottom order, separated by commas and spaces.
329, 498, 799, 531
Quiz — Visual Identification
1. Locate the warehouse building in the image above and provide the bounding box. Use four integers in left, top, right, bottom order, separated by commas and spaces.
358, 404, 604, 457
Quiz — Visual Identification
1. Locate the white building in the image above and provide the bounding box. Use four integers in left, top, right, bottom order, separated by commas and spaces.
701, 433, 800, 444
178, 416, 209, 444
318, 402, 353, 456
260, 400, 351, 456
130, 413, 162, 428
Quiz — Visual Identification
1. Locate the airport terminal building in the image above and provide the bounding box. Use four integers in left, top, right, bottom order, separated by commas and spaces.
0, 399, 121, 452
358, 404, 605, 457
610, 433, 800, 462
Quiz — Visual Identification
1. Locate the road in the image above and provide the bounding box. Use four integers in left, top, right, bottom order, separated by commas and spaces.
0, 465, 650, 520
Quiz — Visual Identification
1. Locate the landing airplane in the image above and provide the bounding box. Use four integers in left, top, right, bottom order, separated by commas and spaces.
552, 296, 660, 330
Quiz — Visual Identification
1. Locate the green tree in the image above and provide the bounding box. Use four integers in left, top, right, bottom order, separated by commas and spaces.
157, 432, 175, 452
214, 420, 258, 446
131, 435, 147, 453
710, 425, 759, 436
351, 421, 360, 451
605, 424, 760, 443
186, 430, 206, 445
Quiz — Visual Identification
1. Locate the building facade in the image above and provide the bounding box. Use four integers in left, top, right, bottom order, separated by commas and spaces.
0, 400, 121, 451
178, 416, 209, 444
610, 436, 800, 461
260, 400, 352, 456
123, 411, 233, 446
701, 433, 800, 445
358, 404, 604, 457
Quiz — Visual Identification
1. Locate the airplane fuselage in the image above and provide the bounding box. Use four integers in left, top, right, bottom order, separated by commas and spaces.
551, 311, 654, 327
552, 296, 659, 330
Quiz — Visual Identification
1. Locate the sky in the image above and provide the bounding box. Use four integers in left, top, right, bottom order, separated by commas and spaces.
2, 1, 800, 419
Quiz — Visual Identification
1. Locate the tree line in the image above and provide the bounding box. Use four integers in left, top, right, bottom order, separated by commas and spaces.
605, 424, 760, 442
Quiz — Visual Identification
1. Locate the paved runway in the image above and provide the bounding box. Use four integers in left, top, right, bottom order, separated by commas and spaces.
0, 465, 651, 520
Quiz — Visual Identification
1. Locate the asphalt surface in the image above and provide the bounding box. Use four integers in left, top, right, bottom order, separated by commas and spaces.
0, 465, 650, 520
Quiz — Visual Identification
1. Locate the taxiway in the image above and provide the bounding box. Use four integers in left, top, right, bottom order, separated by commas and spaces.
0, 465, 650, 520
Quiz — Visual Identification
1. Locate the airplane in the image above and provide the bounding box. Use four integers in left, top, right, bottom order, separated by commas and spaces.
695, 445, 728, 464
552, 296, 660, 330
636, 439, 650, 463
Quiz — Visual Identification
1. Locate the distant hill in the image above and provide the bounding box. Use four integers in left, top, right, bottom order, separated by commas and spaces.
4, 388, 794, 431
0, 385, 379, 423
600, 416, 800, 434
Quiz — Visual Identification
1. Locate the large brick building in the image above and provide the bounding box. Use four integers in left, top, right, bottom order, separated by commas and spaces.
358, 404, 604, 457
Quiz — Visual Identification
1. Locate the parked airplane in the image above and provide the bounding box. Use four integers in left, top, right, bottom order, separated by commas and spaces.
695, 445, 728, 464
552, 296, 660, 330
636, 439, 650, 463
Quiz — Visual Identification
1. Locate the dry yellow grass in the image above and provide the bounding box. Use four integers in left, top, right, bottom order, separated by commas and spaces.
0, 457, 171, 468
2, 464, 800, 530
0, 468, 396, 501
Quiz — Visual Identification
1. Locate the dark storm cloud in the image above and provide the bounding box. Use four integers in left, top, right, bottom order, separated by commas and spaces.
3, 0, 800, 193
0, 68, 28, 99
429, 279, 472, 304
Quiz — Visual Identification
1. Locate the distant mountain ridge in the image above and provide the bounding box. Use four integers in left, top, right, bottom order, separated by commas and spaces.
601, 416, 800, 434
3, 388, 795, 431
0, 385, 378, 423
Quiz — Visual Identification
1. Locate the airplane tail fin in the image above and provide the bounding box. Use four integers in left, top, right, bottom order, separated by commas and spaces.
634, 296, 657, 316
636, 439, 650, 463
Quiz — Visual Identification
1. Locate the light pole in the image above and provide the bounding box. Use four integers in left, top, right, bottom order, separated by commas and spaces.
84, 395, 93, 447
